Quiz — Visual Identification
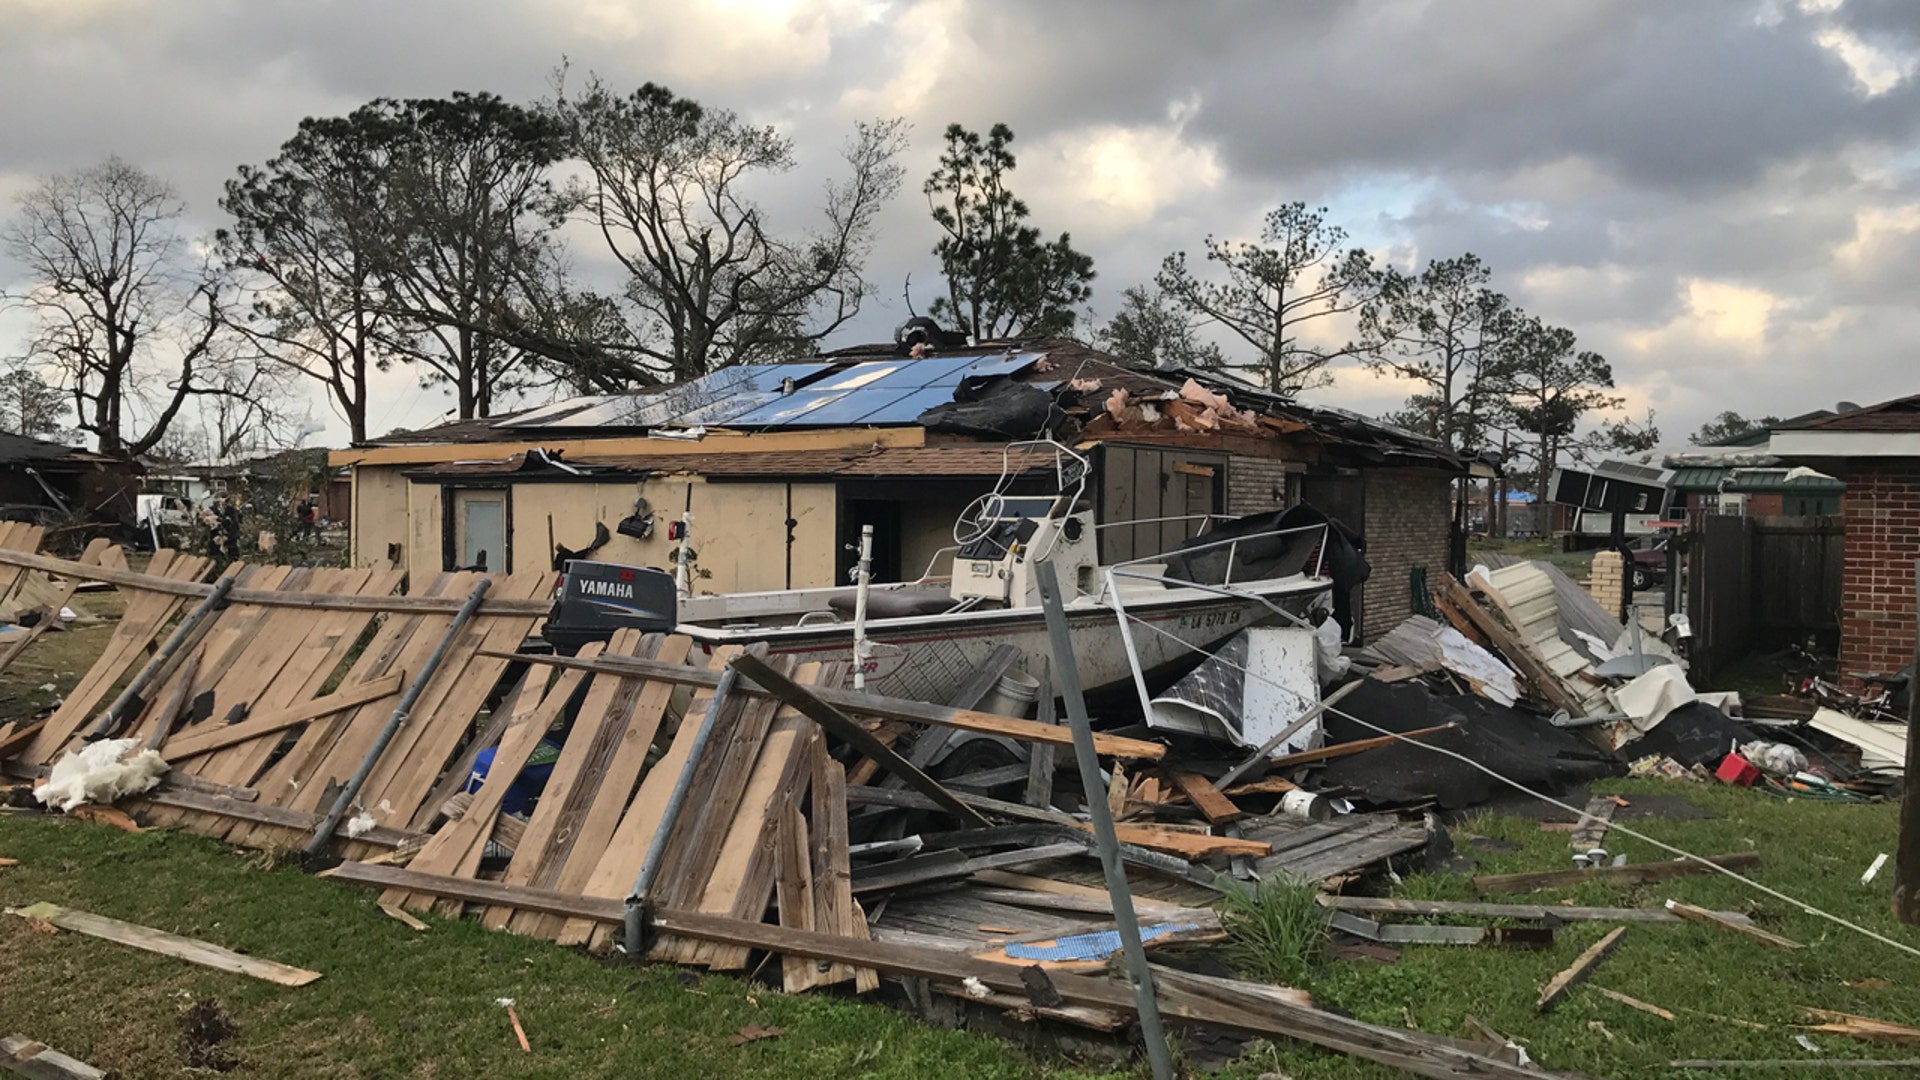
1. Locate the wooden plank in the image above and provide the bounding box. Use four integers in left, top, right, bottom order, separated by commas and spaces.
1261, 723, 1456, 770
484, 629, 652, 934
0, 546, 552, 614
162, 672, 407, 760
1319, 896, 1705, 924
0, 1033, 105, 1080
572, 647, 741, 953
7, 901, 320, 986
1591, 987, 1675, 1021
692, 669, 824, 969
357, 571, 552, 838
1665, 899, 1802, 949
773, 797, 820, 992
1474, 852, 1761, 894
0, 719, 46, 763
1167, 769, 1245, 824
733, 653, 990, 828
1084, 822, 1270, 859
493, 649, 1166, 761
808, 734, 865, 988
0, 539, 110, 680
845, 785, 1079, 826
320, 861, 1560, 1080
1536, 926, 1626, 1012
1804, 1008, 1920, 1045
133, 787, 422, 848
519, 635, 696, 941
23, 549, 212, 762
395, 647, 600, 913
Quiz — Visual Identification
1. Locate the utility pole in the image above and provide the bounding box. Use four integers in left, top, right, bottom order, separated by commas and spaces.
1895, 559, 1920, 925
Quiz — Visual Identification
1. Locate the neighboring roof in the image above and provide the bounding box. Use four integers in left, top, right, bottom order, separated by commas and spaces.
1780, 396, 1920, 433
1672, 465, 1845, 492
1721, 468, 1845, 493
404, 444, 1063, 483
0, 432, 82, 467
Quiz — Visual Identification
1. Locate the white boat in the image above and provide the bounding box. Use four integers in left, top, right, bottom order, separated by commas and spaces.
547, 442, 1341, 706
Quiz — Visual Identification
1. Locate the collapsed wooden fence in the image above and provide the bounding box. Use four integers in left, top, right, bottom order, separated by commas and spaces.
0, 533, 1560, 1080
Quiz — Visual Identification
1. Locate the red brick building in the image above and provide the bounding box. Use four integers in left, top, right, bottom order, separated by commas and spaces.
1773, 398, 1920, 680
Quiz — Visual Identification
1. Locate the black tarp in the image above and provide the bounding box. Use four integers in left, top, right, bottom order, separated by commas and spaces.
917, 379, 1061, 439
1161, 503, 1370, 637
1622, 702, 1756, 768
1311, 678, 1621, 809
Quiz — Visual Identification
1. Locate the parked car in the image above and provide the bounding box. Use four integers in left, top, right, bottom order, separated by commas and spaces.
1630, 537, 1670, 590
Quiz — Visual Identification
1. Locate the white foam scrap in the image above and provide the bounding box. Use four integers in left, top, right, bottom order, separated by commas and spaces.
35, 738, 169, 812
962, 977, 990, 1000
1864, 853, 1890, 884
36, 683, 54, 693
344, 810, 379, 838
496, 997, 516, 1007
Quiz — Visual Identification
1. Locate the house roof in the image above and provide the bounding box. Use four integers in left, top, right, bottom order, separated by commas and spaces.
353, 336, 1463, 474
1670, 465, 1846, 492
404, 444, 1064, 482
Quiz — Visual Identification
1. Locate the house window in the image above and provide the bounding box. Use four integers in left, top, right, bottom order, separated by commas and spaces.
447, 488, 509, 572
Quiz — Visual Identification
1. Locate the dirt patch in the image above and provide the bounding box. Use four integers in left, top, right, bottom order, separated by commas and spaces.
179, 997, 242, 1072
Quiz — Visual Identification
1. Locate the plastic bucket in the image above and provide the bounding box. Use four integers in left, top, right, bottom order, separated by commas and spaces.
978, 670, 1041, 719
1279, 788, 1332, 822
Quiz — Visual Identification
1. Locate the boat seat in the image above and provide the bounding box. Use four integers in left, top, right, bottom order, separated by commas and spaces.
828, 590, 963, 619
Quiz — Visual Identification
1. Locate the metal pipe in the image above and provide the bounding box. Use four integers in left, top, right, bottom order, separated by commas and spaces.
1035, 560, 1174, 1080
88, 572, 239, 740
1104, 569, 1157, 728
852, 524, 873, 691
304, 577, 492, 857
624, 665, 740, 954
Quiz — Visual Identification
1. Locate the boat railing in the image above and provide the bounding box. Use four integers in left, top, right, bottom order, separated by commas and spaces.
1090, 512, 1220, 535
1094, 522, 1330, 601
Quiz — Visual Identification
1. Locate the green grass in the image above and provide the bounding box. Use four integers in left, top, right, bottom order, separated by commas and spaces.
1216, 874, 1329, 987
0, 815, 1125, 1079
1465, 537, 1596, 578
1221, 777, 1920, 1078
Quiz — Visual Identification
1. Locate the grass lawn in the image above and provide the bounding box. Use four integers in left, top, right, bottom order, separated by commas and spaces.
1466, 537, 1596, 579
0, 814, 1126, 1079
5, 781, 1917, 1078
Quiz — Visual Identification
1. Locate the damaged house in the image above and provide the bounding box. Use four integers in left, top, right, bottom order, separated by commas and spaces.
336, 338, 1463, 641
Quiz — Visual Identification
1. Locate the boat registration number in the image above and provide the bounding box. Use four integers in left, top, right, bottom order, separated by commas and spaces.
1177, 610, 1243, 630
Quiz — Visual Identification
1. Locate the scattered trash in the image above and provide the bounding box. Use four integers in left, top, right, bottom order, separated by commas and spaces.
1863, 854, 1890, 885
1795, 1034, 1823, 1053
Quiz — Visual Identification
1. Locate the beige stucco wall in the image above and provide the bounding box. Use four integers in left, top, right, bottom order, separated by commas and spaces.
898, 494, 974, 581
348, 464, 410, 568
382, 474, 837, 594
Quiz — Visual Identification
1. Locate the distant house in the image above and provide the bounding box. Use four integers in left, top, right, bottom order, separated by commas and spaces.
1772, 398, 1920, 682
0, 432, 138, 527
1663, 412, 1844, 520
333, 337, 1466, 640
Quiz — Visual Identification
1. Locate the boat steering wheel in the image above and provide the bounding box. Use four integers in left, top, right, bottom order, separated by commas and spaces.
954, 492, 998, 546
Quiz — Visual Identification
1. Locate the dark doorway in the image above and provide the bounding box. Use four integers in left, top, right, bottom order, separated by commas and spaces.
840, 499, 904, 584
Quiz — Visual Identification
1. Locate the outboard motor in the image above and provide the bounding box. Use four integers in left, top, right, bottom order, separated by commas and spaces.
543, 561, 679, 654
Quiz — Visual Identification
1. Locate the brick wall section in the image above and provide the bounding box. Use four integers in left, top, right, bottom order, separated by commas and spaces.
1361, 469, 1454, 640
1590, 551, 1624, 615
1838, 462, 1920, 681
1227, 456, 1293, 515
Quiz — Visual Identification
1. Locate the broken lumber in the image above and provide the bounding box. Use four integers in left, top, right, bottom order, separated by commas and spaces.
1080, 821, 1272, 859
730, 654, 990, 828
318, 861, 1563, 1080
490, 648, 1166, 760
1664, 899, 1802, 949
162, 672, 406, 760
0, 1034, 104, 1080
1473, 852, 1761, 894
5, 901, 321, 986
1803, 1009, 1920, 1045
1591, 986, 1674, 1020
1320, 896, 1738, 925
1536, 926, 1626, 1012
1167, 769, 1245, 824
1261, 723, 1456, 769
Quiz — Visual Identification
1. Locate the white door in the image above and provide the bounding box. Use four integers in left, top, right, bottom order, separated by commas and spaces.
452, 490, 506, 572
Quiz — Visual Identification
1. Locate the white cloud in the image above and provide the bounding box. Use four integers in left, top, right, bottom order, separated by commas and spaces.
1816, 25, 1914, 96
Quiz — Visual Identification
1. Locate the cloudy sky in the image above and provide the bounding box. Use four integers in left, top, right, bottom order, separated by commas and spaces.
3, 0, 1919, 450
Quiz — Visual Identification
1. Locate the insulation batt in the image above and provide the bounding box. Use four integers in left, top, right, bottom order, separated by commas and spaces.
35, 738, 169, 812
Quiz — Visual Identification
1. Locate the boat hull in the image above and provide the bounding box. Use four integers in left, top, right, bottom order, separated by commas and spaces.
676, 578, 1326, 707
